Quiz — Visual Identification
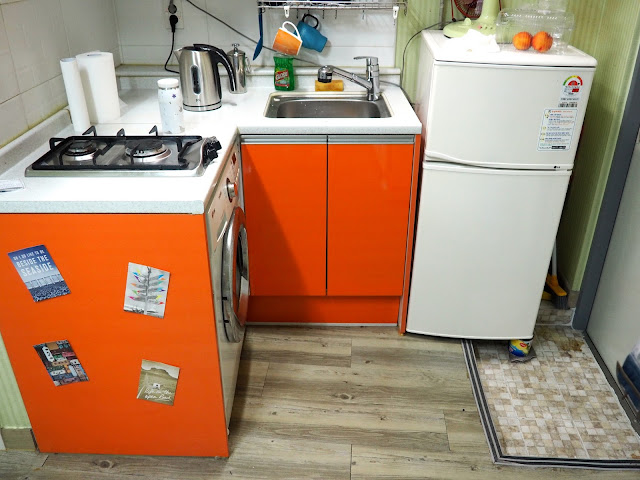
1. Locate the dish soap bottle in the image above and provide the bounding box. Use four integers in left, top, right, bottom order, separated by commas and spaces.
274, 55, 294, 91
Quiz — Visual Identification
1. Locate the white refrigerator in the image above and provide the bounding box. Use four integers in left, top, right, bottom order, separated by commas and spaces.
406, 31, 597, 339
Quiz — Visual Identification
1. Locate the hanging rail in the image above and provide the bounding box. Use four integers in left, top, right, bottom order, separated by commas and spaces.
257, 1, 409, 15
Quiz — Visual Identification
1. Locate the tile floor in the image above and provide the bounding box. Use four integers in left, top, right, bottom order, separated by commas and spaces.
536, 300, 574, 326
475, 325, 640, 459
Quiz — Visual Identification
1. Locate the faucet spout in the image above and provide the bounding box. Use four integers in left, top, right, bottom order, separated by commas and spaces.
317, 56, 380, 101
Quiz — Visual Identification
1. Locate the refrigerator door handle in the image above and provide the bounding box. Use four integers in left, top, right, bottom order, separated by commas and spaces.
425, 151, 572, 171
423, 160, 572, 175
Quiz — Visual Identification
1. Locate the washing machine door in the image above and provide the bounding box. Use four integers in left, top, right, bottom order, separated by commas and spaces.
221, 206, 250, 343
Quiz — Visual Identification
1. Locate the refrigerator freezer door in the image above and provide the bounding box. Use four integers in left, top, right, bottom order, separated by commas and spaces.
406, 162, 570, 339
424, 62, 594, 170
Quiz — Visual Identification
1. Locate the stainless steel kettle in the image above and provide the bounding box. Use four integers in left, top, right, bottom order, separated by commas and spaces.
173, 44, 237, 111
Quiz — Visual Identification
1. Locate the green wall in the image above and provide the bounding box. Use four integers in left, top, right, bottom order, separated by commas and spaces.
397, 0, 640, 292
557, 0, 640, 290
0, 332, 30, 428
395, 1, 441, 101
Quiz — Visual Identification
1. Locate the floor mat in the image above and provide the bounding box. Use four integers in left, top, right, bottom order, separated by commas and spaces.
463, 325, 640, 469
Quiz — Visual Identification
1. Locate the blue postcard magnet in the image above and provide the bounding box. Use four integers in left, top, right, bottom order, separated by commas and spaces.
8, 245, 70, 302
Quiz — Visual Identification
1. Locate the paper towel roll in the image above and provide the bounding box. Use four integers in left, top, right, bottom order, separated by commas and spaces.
76, 51, 120, 123
60, 58, 90, 133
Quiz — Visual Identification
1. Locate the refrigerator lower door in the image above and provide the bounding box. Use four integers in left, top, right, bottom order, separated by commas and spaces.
407, 162, 571, 339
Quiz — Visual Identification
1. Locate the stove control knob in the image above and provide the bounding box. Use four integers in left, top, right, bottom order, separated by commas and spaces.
209, 138, 222, 151
202, 138, 222, 166
226, 179, 237, 200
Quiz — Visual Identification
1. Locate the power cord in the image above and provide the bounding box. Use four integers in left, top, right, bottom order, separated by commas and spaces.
399, 22, 444, 93
183, 0, 316, 65
184, 0, 267, 49
164, 14, 179, 74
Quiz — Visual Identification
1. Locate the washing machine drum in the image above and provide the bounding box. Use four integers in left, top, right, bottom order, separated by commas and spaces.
221, 206, 250, 343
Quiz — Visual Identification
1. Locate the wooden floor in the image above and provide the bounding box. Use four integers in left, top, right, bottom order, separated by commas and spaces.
1, 326, 638, 479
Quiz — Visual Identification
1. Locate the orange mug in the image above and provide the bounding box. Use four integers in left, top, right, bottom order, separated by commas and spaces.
272, 21, 302, 56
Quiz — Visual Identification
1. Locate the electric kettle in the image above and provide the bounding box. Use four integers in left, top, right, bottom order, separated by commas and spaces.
173, 44, 237, 111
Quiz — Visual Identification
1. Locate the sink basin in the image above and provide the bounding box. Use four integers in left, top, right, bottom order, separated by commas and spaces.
264, 93, 392, 119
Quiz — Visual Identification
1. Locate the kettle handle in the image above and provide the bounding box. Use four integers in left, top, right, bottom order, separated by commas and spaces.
194, 44, 238, 93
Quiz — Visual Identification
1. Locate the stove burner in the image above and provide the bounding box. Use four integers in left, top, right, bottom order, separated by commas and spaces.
66, 140, 98, 156
60, 140, 100, 164
125, 139, 168, 158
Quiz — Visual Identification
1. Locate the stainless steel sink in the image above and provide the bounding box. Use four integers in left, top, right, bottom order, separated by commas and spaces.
264, 93, 392, 119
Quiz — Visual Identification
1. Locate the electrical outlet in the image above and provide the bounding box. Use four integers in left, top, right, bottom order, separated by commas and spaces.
165, 0, 184, 30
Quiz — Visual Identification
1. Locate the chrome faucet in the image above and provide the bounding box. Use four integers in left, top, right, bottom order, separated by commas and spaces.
317, 56, 380, 101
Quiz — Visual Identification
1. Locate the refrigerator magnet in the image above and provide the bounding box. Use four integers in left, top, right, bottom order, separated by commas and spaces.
34, 340, 89, 386
123, 262, 170, 318
7, 245, 70, 302
137, 359, 180, 406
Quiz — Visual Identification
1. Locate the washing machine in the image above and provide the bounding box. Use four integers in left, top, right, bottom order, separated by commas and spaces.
205, 136, 250, 426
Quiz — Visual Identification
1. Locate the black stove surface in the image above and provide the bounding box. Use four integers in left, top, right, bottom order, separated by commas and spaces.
25, 127, 222, 177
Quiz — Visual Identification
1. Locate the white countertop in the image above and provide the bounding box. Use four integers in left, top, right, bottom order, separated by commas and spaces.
0, 85, 420, 214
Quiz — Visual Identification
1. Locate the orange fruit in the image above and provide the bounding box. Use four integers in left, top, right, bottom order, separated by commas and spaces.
532, 31, 553, 52
512, 31, 532, 50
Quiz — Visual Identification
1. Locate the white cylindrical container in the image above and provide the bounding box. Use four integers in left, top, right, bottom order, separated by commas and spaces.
157, 78, 184, 134
76, 51, 121, 123
59, 58, 91, 133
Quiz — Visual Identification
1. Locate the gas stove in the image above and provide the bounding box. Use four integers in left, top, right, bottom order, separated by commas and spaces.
25, 126, 222, 177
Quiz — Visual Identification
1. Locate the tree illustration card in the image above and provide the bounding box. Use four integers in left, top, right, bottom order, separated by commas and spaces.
124, 262, 170, 318
34, 340, 88, 386
137, 359, 180, 406
8, 245, 70, 302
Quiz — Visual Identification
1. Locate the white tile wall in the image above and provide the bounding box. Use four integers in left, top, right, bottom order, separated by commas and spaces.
3, 0, 70, 93
0, 97, 28, 146
116, 0, 397, 68
0, 0, 121, 147
21, 76, 67, 127
0, 8, 19, 104
0, 0, 399, 147
60, 0, 121, 63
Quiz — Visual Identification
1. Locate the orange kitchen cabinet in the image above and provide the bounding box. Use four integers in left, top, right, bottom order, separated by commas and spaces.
242, 140, 327, 296
242, 136, 418, 325
0, 214, 228, 457
327, 141, 414, 296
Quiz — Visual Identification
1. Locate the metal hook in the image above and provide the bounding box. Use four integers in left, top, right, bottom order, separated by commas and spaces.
362, 9, 365, 21
393, 5, 399, 26
284, 4, 290, 18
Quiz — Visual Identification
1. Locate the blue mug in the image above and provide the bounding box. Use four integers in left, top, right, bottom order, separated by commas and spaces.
297, 14, 327, 53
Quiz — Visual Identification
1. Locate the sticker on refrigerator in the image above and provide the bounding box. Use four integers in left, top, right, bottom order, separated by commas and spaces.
124, 262, 170, 318
558, 75, 583, 108
538, 108, 578, 152
7, 245, 70, 302
34, 340, 89, 386
137, 359, 180, 406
